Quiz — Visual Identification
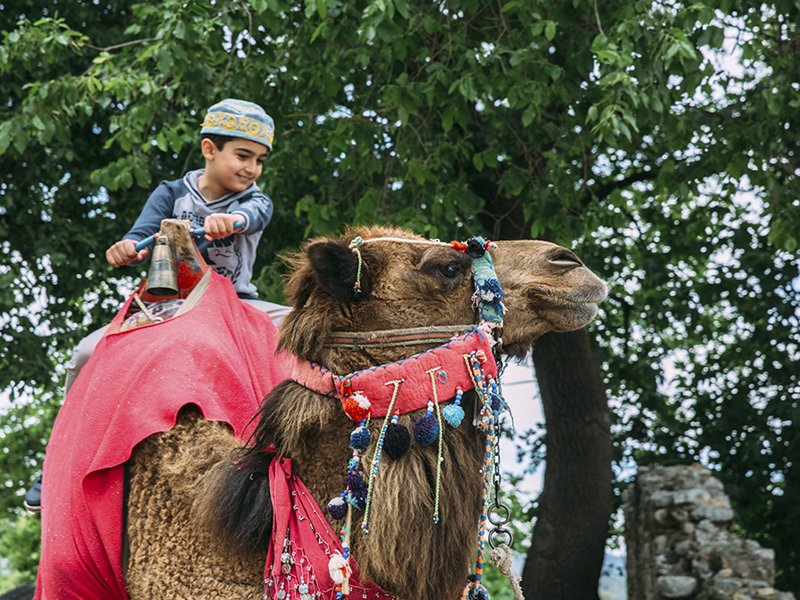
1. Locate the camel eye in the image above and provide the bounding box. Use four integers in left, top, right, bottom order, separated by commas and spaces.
439, 263, 463, 279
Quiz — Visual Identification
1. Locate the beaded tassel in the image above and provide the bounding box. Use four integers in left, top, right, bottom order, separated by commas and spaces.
327, 491, 348, 520
350, 423, 371, 451
443, 386, 465, 428
489, 377, 504, 414
329, 386, 371, 522
383, 411, 410, 459
331, 500, 354, 597
343, 391, 371, 422
345, 457, 367, 510
413, 401, 439, 446
461, 349, 504, 600
329, 544, 352, 598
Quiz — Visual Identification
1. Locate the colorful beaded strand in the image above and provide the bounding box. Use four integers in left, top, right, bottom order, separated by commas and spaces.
462, 351, 496, 599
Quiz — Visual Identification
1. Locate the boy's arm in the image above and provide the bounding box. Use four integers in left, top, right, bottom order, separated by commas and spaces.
123, 182, 176, 242
229, 191, 273, 234
106, 182, 175, 267
106, 239, 148, 268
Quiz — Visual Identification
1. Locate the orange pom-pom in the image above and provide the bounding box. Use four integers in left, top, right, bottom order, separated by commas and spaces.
343, 391, 370, 421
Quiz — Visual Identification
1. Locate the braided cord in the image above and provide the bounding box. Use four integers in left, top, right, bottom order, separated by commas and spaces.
426, 367, 446, 524
462, 352, 496, 596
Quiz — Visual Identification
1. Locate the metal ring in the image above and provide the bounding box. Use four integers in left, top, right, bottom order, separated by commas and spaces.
489, 528, 513, 549
437, 369, 448, 384
488, 503, 510, 526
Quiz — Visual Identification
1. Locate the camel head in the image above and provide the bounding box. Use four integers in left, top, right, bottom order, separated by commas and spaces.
280, 225, 607, 371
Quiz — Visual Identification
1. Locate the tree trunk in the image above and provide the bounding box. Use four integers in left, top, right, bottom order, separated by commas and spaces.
521, 328, 612, 599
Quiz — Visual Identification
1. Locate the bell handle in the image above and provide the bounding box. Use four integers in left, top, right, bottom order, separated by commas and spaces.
134, 220, 244, 251
192, 220, 244, 240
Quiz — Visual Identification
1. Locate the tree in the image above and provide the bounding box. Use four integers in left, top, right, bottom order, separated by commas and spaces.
1, 0, 798, 594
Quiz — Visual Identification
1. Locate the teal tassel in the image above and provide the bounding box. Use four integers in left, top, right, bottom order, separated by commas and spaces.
443, 403, 465, 427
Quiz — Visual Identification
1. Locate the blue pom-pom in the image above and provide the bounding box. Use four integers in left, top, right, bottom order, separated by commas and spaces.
384, 421, 411, 459
350, 487, 367, 510
443, 403, 465, 427
327, 496, 347, 520
413, 412, 440, 446
491, 392, 504, 413
349, 426, 371, 451
345, 469, 367, 493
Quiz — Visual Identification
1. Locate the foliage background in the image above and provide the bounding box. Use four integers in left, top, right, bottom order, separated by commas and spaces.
1, 0, 798, 593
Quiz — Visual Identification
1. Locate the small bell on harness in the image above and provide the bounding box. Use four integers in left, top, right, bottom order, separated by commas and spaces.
146, 235, 179, 296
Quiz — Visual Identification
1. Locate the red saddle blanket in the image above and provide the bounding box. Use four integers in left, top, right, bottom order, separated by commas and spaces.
35, 272, 293, 599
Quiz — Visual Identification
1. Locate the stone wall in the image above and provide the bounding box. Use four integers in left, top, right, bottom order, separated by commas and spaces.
624, 463, 796, 600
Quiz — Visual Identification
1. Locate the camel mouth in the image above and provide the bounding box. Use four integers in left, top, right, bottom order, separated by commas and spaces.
577, 279, 609, 304
571, 299, 600, 319
551, 301, 600, 332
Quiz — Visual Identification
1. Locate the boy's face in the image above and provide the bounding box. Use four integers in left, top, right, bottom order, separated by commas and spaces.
202, 138, 270, 194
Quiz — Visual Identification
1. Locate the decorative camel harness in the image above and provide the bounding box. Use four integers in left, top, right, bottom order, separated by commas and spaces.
265, 237, 521, 600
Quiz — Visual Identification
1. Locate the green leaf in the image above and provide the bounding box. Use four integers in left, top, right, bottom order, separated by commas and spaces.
522, 104, 537, 127
0, 123, 12, 155
156, 47, 174, 72
310, 21, 326, 43
393, 0, 411, 19
544, 21, 556, 41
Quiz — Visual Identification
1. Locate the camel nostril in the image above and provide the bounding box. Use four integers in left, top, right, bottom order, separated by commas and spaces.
549, 249, 583, 267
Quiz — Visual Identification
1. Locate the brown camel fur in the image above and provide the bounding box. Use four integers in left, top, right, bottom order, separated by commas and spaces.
123, 226, 607, 599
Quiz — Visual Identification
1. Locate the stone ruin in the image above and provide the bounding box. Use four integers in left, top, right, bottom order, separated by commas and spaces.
624, 463, 796, 600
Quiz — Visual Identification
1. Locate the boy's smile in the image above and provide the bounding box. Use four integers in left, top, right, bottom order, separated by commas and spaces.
199, 138, 270, 201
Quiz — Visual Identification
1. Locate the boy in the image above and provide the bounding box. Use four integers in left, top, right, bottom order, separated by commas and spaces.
24, 98, 290, 512
107, 97, 274, 299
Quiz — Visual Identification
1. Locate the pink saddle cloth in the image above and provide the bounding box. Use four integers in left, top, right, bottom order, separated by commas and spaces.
35, 272, 293, 599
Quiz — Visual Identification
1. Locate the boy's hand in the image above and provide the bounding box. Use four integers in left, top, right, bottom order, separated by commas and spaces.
106, 239, 148, 267
203, 213, 243, 241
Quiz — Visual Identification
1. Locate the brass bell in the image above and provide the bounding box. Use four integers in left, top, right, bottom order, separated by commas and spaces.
146, 235, 179, 296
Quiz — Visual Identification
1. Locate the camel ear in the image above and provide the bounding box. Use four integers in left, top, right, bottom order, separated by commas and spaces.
306, 241, 372, 301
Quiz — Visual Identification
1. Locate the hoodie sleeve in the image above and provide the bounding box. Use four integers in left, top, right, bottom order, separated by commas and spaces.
229, 191, 273, 234
123, 182, 176, 242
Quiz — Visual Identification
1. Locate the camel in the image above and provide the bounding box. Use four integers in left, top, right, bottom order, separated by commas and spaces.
36, 223, 606, 600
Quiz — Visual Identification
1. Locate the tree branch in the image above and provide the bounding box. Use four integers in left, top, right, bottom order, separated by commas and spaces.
83, 38, 157, 52
579, 169, 659, 209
